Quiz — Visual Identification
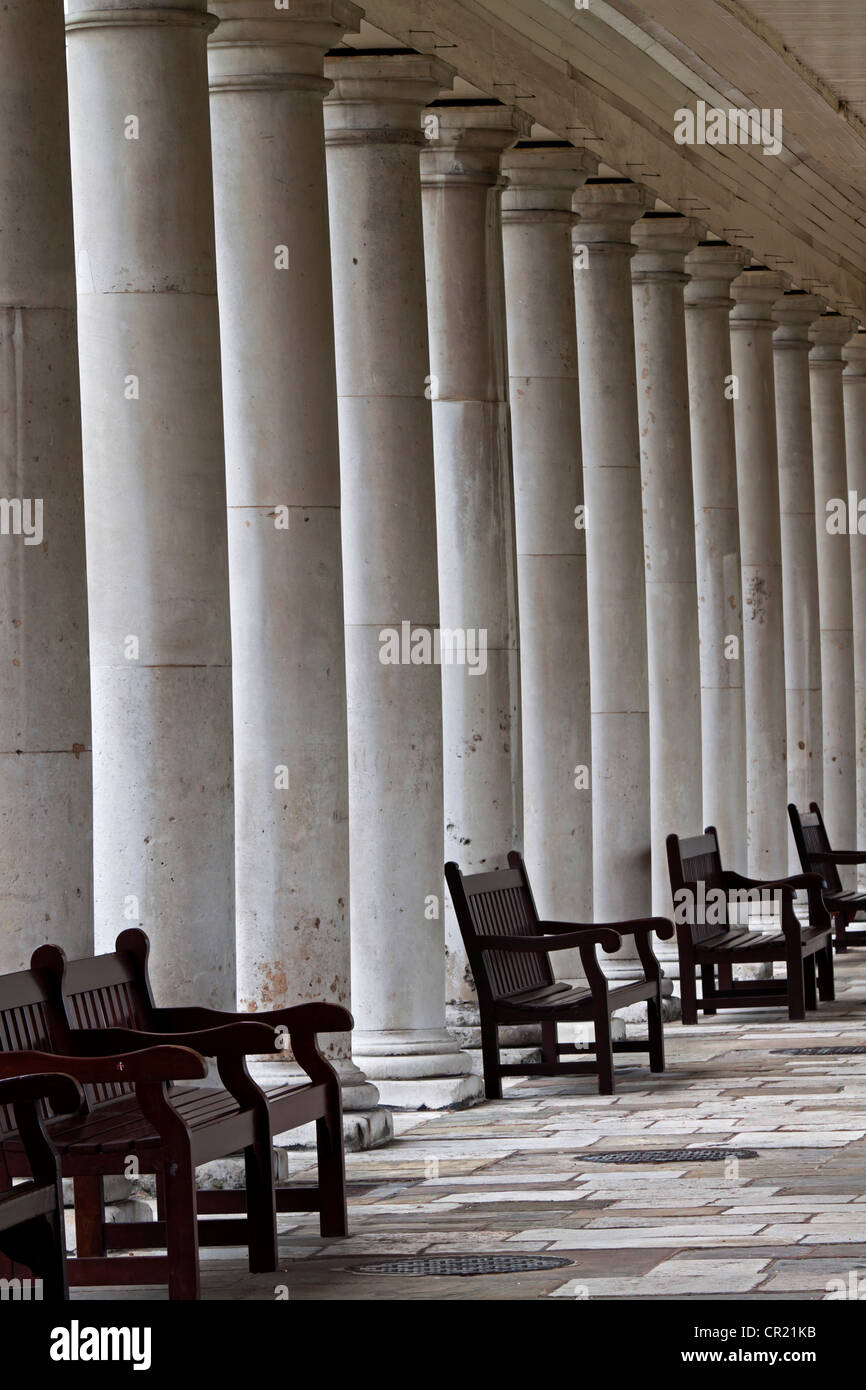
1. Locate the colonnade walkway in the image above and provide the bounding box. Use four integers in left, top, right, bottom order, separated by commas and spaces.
76, 950, 866, 1301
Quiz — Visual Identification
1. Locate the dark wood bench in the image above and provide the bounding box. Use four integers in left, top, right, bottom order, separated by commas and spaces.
789, 801, 866, 951
666, 827, 834, 1023
445, 852, 673, 1097
0, 1072, 84, 1301
0, 928, 351, 1299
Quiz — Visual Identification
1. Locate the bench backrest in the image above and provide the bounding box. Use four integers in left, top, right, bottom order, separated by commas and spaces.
32, 931, 156, 1109
666, 827, 730, 943
444, 853, 554, 1005
788, 802, 841, 893
0, 966, 57, 1138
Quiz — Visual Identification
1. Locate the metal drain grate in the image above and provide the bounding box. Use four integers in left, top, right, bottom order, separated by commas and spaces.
772, 1046, 866, 1056
579, 1147, 758, 1164
354, 1254, 572, 1277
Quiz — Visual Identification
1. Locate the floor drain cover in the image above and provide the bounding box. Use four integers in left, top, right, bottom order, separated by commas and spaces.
354, 1255, 572, 1277
772, 1046, 866, 1056
579, 1148, 758, 1164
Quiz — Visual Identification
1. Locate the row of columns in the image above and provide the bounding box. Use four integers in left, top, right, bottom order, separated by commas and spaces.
3, 0, 866, 1112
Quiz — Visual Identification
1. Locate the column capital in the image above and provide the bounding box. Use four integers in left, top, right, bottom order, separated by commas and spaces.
67, 1, 216, 32
730, 266, 789, 328
843, 329, 866, 380
772, 290, 827, 349
809, 311, 860, 367
420, 102, 532, 186
631, 212, 704, 282
208, 0, 362, 91
500, 143, 597, 221
684, 241, 749, 308
323, 50, 456, 146
571, 178, 655, 250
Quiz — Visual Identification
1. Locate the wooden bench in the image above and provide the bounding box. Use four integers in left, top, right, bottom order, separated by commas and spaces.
0, 1072, 83, 1301
666, 827, 834, 1024
789, 801, 866, 951
0, 928, 351, 1299
445, 852, 673, 1097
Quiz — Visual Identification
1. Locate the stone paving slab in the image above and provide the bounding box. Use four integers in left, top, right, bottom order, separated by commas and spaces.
69, 952, 866, 1300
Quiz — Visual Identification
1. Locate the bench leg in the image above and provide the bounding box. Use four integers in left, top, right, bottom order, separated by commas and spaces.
315, 1085, 348, 1238
593, 1012, 615, 1095
541, 1021, 558, 1065
480, 1017, 502, 1100
41, 1203, 70, 1302
74, 1176, 105, 1259
244, 1120, 278, 1273
164, 1152, 200, 1301
804, 955, 817, 1011
647, 988, 665, 1073
0, 1208, 68, 1302
718, 962, 733, 993
785, 947, 807, 1022
32, 1209, 69, 1301
679, 963, 698, 1026
700, 964, 717, 1014
835, 914, 848, 953
817, 942, 835, 1002
0, 1150, 14, 1283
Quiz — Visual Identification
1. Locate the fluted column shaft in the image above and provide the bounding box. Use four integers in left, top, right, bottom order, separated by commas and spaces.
810, 312, 859, 856
684, 243, 748, 871
631, 214, 703, 915
572, 179, 654, 966
501, 144, 595, 979
324, 53, 481, 1107
730, 269, 789, 876
207, 0, 383, 1124
772, 292, 825, 862
0, 0, 92, 971
843, 331, 866, 878
67, 0, 234, 1004
420, 103, 529, 1017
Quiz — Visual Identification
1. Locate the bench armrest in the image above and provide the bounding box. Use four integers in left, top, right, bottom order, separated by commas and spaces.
0, 1046, 208, 1086
807, 850, 866, 866
477, 930, 622, 953
68, 1022, 280, 1059
149, 1002, 353, 1037
722, 870, 831, 930
0, 1073, 87, 1187
723, 870, 817, 895
540, 917, 674, 942
0, 1072, 85, 1117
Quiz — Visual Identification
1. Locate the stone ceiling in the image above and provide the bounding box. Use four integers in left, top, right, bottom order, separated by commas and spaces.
356, 0, 866, 319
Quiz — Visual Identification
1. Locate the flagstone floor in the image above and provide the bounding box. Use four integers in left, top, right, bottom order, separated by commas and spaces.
81, 951, 866, 1301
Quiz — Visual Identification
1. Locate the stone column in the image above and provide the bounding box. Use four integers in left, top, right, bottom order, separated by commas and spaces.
684, 243, 748, 872
324, 52, 482, 1108
500, 142, 596, 981
66, 0, 235, 1006
572, 179, 654, 972
0, 0, 92, 972
810, 313, 859, 855
631, 213, 703, 917
729, 268, 789, 877
420, 101, 530, 1026
207, 1, 387, 1142
843, 331, 866, 878
772, 291, 826, 864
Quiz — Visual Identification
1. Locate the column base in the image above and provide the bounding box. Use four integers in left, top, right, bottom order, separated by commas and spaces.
372, 1074, 485, 1109
250, 1057, 394, 1150
352, 1028, 485, 1110
446, 999, 541, 1049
